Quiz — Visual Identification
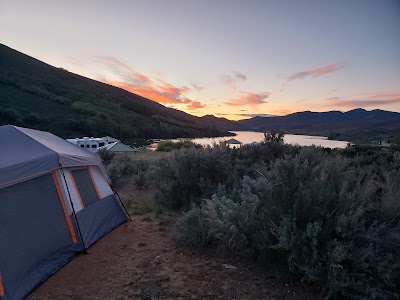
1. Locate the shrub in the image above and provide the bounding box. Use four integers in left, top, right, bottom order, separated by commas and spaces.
263, 130, 285, 143
156, 139, 202, 151
97, 148, 115, 166
153, 145, 231, 209
133, 170, 146, 190
106, 160, 123, 185
173, 146, 400, 299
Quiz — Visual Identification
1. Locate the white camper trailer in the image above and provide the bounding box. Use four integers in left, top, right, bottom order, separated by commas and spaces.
66, 136, 118, 152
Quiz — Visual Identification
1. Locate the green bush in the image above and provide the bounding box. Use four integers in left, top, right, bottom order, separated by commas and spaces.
172, 144, 400, 299
153, 145, 231, 209
133, 170, 146, 190
105, 160, 124, 185
156, 139, 202, 151
97, 148, 115, 166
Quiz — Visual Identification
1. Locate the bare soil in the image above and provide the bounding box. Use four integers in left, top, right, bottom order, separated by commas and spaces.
30, 214, 321, 300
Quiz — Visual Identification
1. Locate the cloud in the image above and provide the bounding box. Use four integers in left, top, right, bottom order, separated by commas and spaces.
97, 56, 202, 107
226, 92, 269, 107
217, 113, 275, 118
234, 72, 247, 81
220, 71, 247, 90
191, 82, 205, 91
326, 92, 400, 108
287, 63, 346, 82
187, 101, 205, 110
271, 109, 293, 116
220, 75, 237, 90
327, 97, 341, 101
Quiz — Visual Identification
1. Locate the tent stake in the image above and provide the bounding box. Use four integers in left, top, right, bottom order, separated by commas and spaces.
111, 185, 132, 221
59, 163, 89, 254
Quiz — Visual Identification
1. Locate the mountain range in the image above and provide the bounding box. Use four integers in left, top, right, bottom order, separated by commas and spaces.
1, 44, 399, 144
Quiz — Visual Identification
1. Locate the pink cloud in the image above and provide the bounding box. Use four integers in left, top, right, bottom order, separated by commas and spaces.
221, 75, 237, 90
325, 92, 400, 108
288, 63, 346, 82
226, 92, 269, 107
187, 101, 205, 110
97, 56, 196, 106
220, 71, 247, 90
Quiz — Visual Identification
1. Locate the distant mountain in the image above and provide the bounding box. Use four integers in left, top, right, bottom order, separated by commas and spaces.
197, 115, 246, 131
0, 44, 231, 141
239, 109, 400, 143
198, 109, 400, 144
239, 108, 400, 130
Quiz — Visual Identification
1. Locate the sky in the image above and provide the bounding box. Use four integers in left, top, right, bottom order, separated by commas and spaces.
1, 0, 399, 120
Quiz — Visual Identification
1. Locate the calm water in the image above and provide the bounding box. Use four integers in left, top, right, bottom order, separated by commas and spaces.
187, 131, 351, 149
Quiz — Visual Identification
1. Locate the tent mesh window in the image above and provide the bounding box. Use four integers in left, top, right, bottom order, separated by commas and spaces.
70, 168, 100, 207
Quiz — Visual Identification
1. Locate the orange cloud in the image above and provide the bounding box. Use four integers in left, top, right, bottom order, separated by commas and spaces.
97, 56, 206, 107
288, 63, 346, 82
187, 101, 205, 110
226, 92, 269, 107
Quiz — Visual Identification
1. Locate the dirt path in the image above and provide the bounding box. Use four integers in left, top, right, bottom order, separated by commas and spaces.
29, 215, 321, 300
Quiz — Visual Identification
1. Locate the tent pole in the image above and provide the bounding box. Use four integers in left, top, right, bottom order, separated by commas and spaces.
59, 163, 89, 254
111, 185, 132, 221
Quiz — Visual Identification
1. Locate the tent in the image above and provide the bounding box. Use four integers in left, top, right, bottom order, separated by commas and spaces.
98, 141, 137, 153
0, 125, 129, 300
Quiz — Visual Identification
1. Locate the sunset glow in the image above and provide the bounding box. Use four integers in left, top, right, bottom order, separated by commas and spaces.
1, 0, 399, 119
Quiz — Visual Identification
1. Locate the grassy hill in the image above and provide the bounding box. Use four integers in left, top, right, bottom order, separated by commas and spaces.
0, 44, 230, 141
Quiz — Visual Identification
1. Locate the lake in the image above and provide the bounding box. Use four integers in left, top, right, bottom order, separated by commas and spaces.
185, 131, 351, 149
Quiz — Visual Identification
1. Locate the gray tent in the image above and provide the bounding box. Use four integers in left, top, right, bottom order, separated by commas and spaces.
0, 126, 128, 300
99, 141, 137, 153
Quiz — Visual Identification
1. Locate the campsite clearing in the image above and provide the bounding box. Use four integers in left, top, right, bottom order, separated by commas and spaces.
29, 215, 321, 300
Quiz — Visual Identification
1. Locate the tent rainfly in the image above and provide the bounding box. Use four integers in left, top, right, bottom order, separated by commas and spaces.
0, 125, 129, 300
99, 141, 137, 153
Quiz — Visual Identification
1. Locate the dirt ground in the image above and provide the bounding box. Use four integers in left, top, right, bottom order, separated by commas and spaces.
29, 150, 322, 300
30, 214, 321, 300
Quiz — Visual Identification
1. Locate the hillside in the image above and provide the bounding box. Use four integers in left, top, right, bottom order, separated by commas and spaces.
0, 44, 231, 141
197, 114, 246, 131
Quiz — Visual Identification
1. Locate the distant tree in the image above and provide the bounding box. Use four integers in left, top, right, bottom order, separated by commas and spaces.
0, 108, 21, 124
328, 132, 340, 140
23, 113, 41, 125
263, 130, 285, 143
